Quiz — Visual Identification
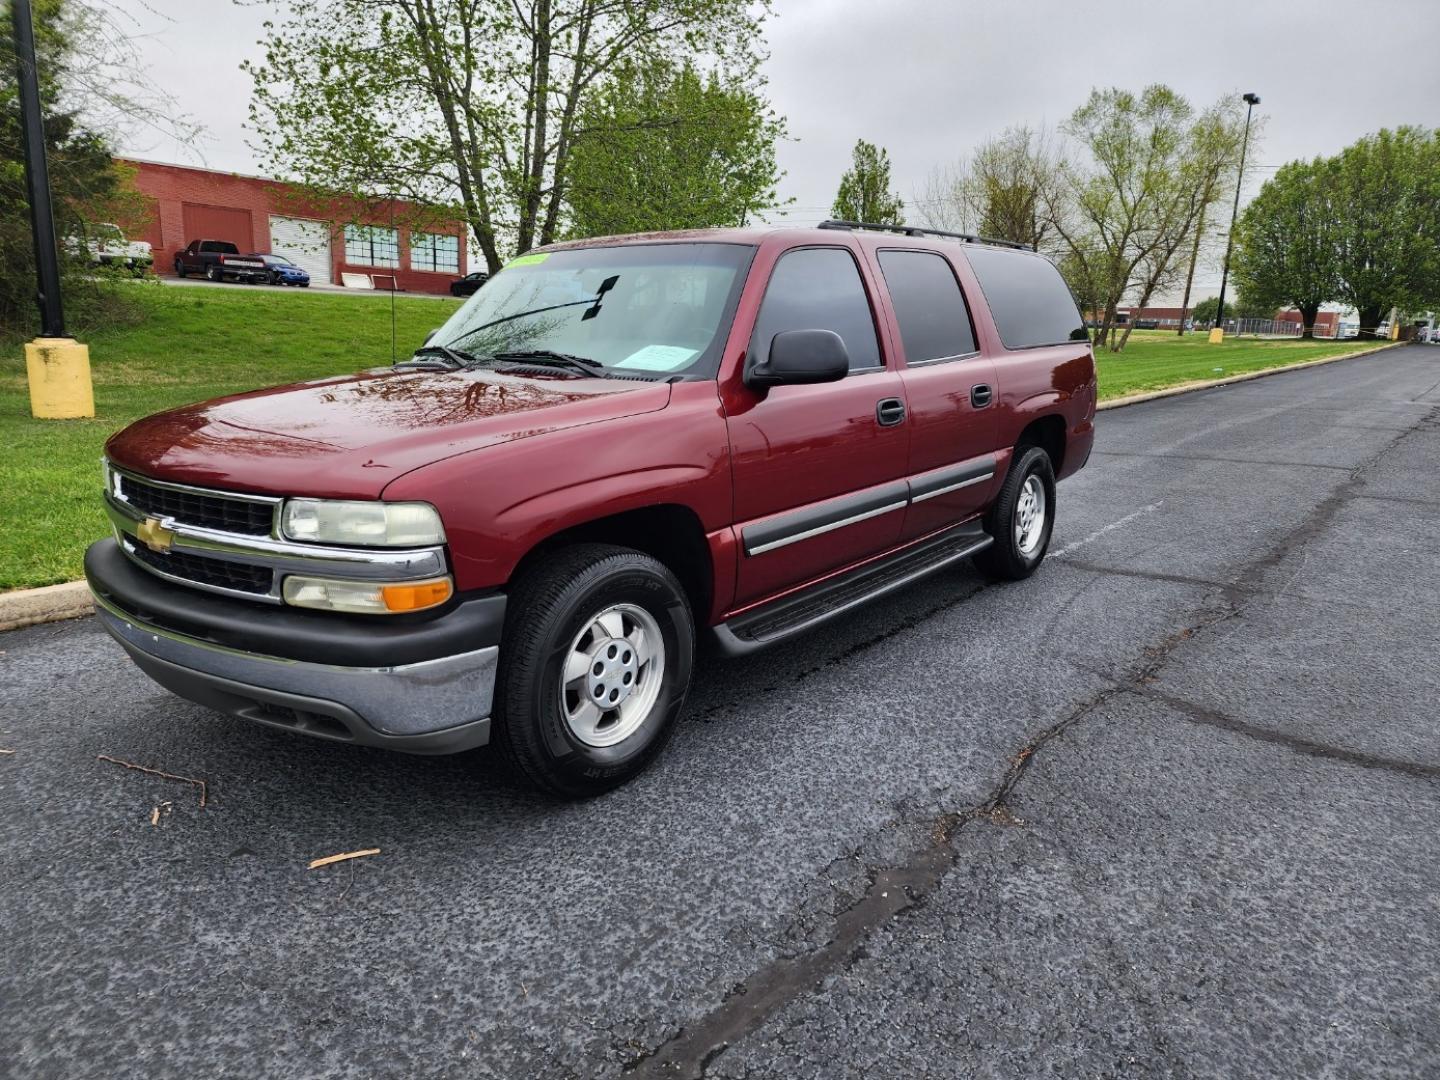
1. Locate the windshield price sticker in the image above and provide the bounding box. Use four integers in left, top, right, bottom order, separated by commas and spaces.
614, 345, 699, 372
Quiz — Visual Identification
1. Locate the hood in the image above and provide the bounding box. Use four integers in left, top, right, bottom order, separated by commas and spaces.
106, 368, 672, 499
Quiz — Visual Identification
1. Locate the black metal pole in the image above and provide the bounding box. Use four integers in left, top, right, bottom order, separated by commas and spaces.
390, 198, 397, 363
1214, 94, 1258, 337
11, 0, 66, 338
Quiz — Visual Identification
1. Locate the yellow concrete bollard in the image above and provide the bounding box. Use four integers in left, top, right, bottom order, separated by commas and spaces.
1208, 327, 1225, 344
24, 337, 94, 419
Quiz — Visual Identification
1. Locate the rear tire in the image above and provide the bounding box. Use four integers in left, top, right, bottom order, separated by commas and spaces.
975, 445, 1056, 581
493, 544, 694, 798
206, 264, 221, 282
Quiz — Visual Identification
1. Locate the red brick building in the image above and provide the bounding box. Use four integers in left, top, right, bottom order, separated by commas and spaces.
119, 159, 469, 294
1273, 309, 1340, 336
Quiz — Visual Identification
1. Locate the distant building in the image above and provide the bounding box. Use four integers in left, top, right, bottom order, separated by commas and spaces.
1272, 309, 1340, 337
117, 158, 469, 294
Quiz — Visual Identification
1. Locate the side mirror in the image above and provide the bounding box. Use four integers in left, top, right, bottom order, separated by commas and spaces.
423, 328, 439, 345
746, 329, 850, 388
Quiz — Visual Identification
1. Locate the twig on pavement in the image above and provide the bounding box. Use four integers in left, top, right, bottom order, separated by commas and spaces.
308, 848, 380, 870
96, 754, 208, 808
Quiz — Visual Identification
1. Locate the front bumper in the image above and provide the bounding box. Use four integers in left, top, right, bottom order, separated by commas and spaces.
86, 540, 504, 754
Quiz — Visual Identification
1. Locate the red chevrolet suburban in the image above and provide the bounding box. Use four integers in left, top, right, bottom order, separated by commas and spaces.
87, 222, 1096, 796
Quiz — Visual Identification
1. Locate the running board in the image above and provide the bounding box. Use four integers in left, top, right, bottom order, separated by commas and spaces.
712, 522, 993, 657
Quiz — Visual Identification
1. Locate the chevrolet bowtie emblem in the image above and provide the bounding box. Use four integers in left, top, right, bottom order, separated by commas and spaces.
136, 517, 175, 553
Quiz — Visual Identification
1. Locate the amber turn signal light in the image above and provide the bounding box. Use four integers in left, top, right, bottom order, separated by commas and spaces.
380, 578, 454, 612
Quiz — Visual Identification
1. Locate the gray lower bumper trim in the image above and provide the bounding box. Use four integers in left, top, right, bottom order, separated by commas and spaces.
94, 594, 496, 744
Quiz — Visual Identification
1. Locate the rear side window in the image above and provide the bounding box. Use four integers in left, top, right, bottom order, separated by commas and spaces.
201, 241, 239, 254
750, 248, 882, 373
877, 250, 977, 363
964, 247, 1087, 349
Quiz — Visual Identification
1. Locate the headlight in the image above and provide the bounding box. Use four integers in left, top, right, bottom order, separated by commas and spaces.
280, 499, 446, 547
282, 574, 453, 614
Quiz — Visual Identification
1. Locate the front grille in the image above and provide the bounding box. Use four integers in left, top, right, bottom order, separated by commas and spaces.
124, 539, 274, 596
119, 474, 275, 536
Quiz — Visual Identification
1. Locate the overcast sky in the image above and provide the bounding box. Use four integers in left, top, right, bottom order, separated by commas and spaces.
113, 0, 1438, 290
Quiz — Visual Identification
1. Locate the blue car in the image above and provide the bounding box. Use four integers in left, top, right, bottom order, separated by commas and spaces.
254, 254, 312, 287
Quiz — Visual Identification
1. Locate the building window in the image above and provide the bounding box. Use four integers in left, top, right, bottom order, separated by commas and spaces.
344, 224, 399, 268
411, 232, 459, 274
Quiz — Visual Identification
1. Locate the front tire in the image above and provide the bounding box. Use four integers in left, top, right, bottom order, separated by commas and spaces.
975, 445, 1057, 581
174, 259, 187, 278
494, 544, 694, 797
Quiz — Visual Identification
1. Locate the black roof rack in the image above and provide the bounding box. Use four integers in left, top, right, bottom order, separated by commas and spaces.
817, 219, 1033, 252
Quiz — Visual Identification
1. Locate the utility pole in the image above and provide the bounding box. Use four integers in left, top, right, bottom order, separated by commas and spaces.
1210, 91, 1260, 345
11, 0, 94, 418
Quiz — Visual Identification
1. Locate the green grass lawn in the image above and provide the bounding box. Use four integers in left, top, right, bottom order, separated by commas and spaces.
1095, 329, 1383, 400
1, 284, 460, 590
0, 295, 1390, 591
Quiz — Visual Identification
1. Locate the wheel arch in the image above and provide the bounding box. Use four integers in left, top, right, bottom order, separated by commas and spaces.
510, 503, 715, 625
1015, 413, 1067, 475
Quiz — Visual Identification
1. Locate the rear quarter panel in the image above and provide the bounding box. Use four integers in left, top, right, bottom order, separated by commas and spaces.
954, 251, 1096, 481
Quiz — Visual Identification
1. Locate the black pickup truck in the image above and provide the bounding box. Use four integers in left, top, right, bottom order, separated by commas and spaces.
173, 240, 269, 284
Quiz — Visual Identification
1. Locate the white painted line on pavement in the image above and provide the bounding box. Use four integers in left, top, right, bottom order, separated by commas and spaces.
1051, 501, 1164, 559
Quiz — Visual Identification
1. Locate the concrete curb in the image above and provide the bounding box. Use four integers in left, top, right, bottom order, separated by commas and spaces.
0, 340, 1410, 633
1096, 340, 1403, 412
0, 580, 93, 633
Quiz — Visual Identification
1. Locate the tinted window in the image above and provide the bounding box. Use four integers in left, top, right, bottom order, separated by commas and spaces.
751, 248, 882, 373
964, 247, 1087, 349
878, 250, 977, 363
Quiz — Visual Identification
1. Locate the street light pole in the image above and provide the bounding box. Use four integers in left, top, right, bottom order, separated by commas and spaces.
10, 0, 93, 417
1210, 91, 1260, 344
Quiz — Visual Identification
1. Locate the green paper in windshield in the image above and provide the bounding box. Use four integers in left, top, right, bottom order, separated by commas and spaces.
506, 253, 550, 267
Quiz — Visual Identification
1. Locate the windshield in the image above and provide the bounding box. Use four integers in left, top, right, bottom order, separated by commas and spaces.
429, 243, 754, 378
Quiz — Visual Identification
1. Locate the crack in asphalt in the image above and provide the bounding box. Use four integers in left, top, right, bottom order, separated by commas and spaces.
1090, 449, 1358, 472
624, 617, 1219, 1079
1132, 683, 1440, 782
624, 392, 1440, 1079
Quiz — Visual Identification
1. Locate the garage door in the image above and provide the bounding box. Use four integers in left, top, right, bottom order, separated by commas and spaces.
269, 216, 332, 285
181, 203, 254, 252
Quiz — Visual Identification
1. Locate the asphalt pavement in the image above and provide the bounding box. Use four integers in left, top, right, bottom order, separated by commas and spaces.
3, 344, 1438, 1079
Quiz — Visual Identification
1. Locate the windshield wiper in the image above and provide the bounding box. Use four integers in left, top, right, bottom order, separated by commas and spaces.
492, 350, 606, 377
449, 275, 621, 346
393, 344, 485, 371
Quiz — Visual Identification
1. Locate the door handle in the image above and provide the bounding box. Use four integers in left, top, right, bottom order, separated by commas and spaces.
970, 384, 993, 408
876, 397, 906, 427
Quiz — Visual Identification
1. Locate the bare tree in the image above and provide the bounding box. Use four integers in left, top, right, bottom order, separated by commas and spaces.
914, 125, 1060, 250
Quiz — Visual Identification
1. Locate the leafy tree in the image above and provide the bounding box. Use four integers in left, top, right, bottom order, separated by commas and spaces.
246, 0, 769, 273
1050, 85, 1194, 350
1172, 99, 1252, 336
1232, 158, 1342, 338
1189, 296, 1227, 325
1330, 127, 1440, 339
564, 60, 785, 238
1, 0, 173, 334
1190, 293, 1270, 326
831, 139, 903, 224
